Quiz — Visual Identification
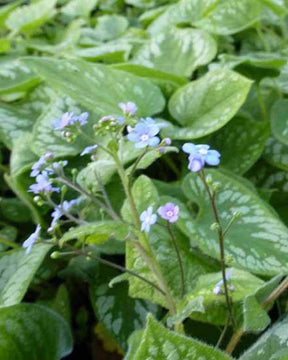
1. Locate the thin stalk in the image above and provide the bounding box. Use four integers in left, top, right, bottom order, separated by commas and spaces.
199, 170, 235, 327
167, 222, 185, 297
226, 274, 288, 355
57, 176, 119, 220
115, 153, 177, 317
216, 315, 230, 349
128, 148, 149, 181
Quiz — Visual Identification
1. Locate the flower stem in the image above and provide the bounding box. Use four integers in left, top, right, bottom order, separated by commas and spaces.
255, 83, 269, 123
115, 153, 177, 318
199, 170, 235, 327
167, 222, 185, 298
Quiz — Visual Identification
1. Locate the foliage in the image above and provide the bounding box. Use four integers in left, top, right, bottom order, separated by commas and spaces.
0, 0, 288, 359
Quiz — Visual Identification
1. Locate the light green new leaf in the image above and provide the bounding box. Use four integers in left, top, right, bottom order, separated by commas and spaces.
133, 315, 232, 360
181, 170, 288, 275
90, 266, 158, 350
0, 0, 21, 29
264, 137, 288, 171
271, 99, 288, 146
240, 315, 288, 360
59, 221, 130, 246
61, 0, 98, 18
212, 115, 269, 174
196, 0, 262, 35
0, 304, 72, 359
0, 57, 40, 95
0, 244, 52, 307
5, 0, 57, 34
132, 27, 217, 77
168, 69, 252, 137
23, 57, 165, 117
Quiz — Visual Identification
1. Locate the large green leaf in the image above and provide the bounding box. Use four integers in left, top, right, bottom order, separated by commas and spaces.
181, 170, 288, 275
240, 315, 288, 360
61, 0, 98, 18
147, 0, 218, 35
111, 63, 188, 97
0, 0, 21, 29
271, 99, 288, 146
59, 221, 130, 246
0, 244, 52, 307
5, 0, 57, 34
0, 304, 72, 359
212, 115, 269, 174
132, 27, 217, 77
133, 315, 232, 360
23, 57, 165, 117
90, 265, 158, 350
93, 14, 128, 41
168, 69, 252, 138
196, 0, 262, 35
264, 137, 288, 171
0, 84, 50, 149
0, 57, 40, 95
176, 269, 263, 325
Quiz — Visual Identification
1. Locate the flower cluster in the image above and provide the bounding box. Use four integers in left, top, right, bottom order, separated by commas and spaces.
48, 198, 81, 232
182, 143, 221, 172
140, 202, 180, 233
54, 112, 89, 130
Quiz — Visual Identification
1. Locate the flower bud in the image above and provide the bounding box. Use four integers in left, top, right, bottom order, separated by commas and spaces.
229, 285, 235, 292
212, 182, 221, 192
51, 251, 60, 259
210, 222, 221, 231
205, 174, 213, 185
213, 286, 222, 295
163, 137, 172, 146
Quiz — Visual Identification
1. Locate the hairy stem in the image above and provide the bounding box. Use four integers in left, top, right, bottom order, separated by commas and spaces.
199, 170, 235, 327
167, 222, 185, 298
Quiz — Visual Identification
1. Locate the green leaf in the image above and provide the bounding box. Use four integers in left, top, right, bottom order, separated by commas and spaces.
0, 304, 72, 359
271, 99, 288, 146
132, 27, 217, 77
147, 0, 218, 35
261, 0, 288, 16
0, 0, 21, 29
111, 63, 188, 97
5, 0, 57, 34
93, 14, 128, 41
72, 42, 132, 63
61, 0, 98, 18
90, 265, 158, 350
240, 315, 288, 360
243, 296, 270, 332
22, 57, 165, 117
124, 330, 144, 360
0, 197, 31, 223
181, 170, 288, 275
0, 244, 52, 307
133, 315, 232, 360
212, 115, 269, 174
264, 137, 288, 171
196, 0, 262, 35
168, 69, 252, 138
121, 175, 158, 222
0, 57, 40, 95
59, 221, 129, 246
178, 269, 263, 325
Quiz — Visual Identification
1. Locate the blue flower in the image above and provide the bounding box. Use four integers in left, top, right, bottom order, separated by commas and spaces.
118, 102, 137, 116
182, 143, 221, 172
127, 118, 160, 149
22, 225, 41, 254
75, 112, 89, 126
140, 206, 157, 233
54, 112, 75, 129
29, 174, 60, 194
158, 202, 179, 223
30, 152, 54, 177
80, 145, 98, 156
45, 160, 68, 175
48, 199, 80, 232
